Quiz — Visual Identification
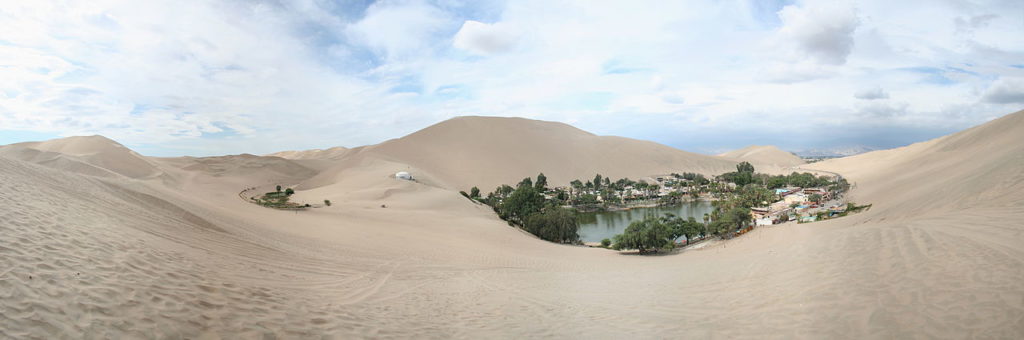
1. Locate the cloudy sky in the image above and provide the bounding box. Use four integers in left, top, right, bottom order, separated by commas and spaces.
1, 0, 1022, 156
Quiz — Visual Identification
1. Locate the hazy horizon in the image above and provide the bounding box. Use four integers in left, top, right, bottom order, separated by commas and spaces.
0, 113, 979, 158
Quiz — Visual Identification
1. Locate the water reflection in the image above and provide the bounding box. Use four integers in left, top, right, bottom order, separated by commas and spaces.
576, 201, 714, 243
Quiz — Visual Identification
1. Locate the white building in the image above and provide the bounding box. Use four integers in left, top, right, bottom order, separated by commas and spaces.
395, 171, 413, 180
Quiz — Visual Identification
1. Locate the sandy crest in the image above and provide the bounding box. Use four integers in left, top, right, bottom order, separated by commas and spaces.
1, 112, 1023, 338
719, 145, 806, 168
360, 116, 739, 191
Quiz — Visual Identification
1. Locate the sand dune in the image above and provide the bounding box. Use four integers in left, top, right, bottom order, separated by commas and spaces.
267, 146, 350, 160
719, 145, 805, 168
361, 116, 738, 191
1, 112, 1023, 338
0, 135, 162, 179
807, 109, 1024, 217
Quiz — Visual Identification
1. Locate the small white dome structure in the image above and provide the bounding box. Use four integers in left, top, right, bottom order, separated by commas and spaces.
395, 171, 413, 180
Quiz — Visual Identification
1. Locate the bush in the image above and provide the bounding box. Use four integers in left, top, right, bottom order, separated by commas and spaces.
600, 238, 611, 248
612, 216, 673, 254
285, 188, 295, 196
499, 185, 545, 225
324, 199, 331, 206
523, 208, 579, 243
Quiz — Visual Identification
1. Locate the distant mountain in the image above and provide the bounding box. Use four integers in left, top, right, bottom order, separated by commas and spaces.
795, 145, 879, 158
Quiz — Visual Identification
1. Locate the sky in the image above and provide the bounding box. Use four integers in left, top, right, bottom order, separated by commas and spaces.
1, 0, 1022, 156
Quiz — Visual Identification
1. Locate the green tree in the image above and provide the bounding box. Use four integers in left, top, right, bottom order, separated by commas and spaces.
809, 193, 822, 204
535, 173, 548, 191
555, 189, 568, 201
613, 216, 673, 254
497, 184, 515, 198
766, 175, 788, 189
663, 215, 705, 245
499, 185, 545, 224
736, 161, 755, 173
727, 207, 751, 231
518, 177, 533, 188
470, 186, 481, 199
285, 188, 295, 196
276, 185, 282, 192
523, 207, 579, 243
593, 174, 603, 191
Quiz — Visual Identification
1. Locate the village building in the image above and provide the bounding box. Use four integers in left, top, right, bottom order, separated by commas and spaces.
784, 192, 808, 205
803, 187, 831, 201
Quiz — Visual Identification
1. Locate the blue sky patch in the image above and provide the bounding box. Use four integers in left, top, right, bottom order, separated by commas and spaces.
0, 130, 61, 145
200, 122, 239, 139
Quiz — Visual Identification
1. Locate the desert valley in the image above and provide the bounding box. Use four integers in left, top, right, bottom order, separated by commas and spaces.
1, 111, 1022, 338
4, 1, 1024, 338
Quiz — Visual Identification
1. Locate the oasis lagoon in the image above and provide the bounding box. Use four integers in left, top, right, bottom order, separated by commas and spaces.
576, 201, 714, 243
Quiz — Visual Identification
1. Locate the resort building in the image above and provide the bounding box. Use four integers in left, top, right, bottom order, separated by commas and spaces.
784, 192, 808, 205
803, 188, 831, 201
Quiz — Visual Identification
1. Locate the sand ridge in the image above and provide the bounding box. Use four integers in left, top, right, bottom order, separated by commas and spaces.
719, 145, 806, 168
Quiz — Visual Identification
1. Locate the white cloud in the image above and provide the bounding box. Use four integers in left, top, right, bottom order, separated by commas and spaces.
346, 1, 451, 60
855, 86, 890, 100
758, 62, 838, 84
981, 77, 1024, 104
857, 100, 908, 118
453, 20, 517, 55
775, 1, 860, 65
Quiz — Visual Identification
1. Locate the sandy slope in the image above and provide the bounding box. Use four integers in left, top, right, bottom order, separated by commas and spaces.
1, 112, 1023, 338
719, 145, 805, 168
360, 116, 738, 191
0, 135, 162, 179
267, 146, 350, 160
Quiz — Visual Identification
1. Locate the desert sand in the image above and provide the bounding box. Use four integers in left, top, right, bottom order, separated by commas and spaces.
1, 113, 1022, 338
719, 145, 806, 168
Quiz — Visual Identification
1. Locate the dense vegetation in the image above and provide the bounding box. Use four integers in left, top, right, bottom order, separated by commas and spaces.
611, 161, 849, 253
612, 214, 706, 254
474, 173, 580, 244
252, 186, 307, 209
524, 208, 579, 244
718, 161, 848, 191
468, 161, 855, 251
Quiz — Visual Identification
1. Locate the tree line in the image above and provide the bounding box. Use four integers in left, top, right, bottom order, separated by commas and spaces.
467, 173, 580, 244
717, 161, 846, 190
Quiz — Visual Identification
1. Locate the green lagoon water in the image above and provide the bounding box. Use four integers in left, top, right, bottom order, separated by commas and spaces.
577, 201, 714, 243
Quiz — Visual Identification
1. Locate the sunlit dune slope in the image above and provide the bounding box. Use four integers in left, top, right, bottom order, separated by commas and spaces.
0, 135, 162, 179
355, 116, 737, 191
808, 109, 1024, 218
719, 145, 805, 168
